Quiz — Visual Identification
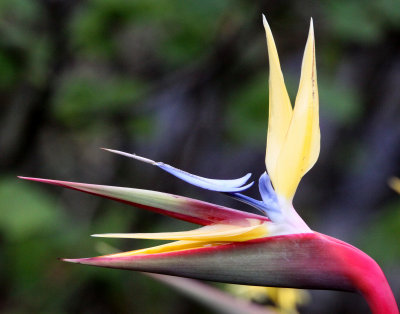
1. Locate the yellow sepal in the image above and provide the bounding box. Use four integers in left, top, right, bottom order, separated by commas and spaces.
264, 18, 320, 200
93, 219, 268, 243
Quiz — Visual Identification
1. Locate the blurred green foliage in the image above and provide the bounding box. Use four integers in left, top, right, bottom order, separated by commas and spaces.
319, 78, 361, 124
0, 0, 49, 88
71, 0, 233, 65
54, 74, 147, 128
0, 179, 62, 240
226, 74, 269, 145
325, 0, 400, 42
362, 199, 400, 266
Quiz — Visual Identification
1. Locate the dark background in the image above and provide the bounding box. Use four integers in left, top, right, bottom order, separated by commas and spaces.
1, 0, 400, 313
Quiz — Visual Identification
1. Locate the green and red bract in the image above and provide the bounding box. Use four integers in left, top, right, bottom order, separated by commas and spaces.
67, 232, 396, 314
19, 176, 398, 313
17, 177, 268, 227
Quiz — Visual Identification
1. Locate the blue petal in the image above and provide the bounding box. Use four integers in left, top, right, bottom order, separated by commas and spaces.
226, 192, 269, 215
157, 163, 253, 192
223, 173, 281, 220
258, 172, 281, 221
102, 149, 253, 192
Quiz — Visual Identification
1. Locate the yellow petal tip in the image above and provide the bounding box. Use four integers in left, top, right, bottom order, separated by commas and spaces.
262, 14, 268, 28
309, 18, 314, 39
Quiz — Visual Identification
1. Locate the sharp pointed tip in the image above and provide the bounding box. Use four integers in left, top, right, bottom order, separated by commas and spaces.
17, 176, 41, 182
91, 233, 126, 238
262, 13, 267, 23
17, 177, 63, 186
60, 257, 100, 265
18, 176, 38, 181
309, 18, 314, 36
60, 256, 113, 267
59, 257, 82, 264
303, 18, 315, 49
101, 147, 118, 153
101, 148, 123, 155
103, 148, 156, 165
262, 14, 270, 30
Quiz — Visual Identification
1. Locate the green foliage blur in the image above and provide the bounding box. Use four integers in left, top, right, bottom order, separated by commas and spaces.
1, 0, 400, 313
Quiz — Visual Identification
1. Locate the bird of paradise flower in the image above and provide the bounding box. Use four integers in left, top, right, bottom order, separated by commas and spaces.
20, 16, 398, 314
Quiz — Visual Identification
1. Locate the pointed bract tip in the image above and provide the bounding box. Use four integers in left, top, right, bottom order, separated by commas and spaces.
59, 257, 84, 264
18, 176, 44, 182
16, 176, 66, 186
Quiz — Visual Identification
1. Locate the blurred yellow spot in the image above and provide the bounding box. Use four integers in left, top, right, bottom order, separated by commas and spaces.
389, 177, 400, 194
226, 284, 310, 314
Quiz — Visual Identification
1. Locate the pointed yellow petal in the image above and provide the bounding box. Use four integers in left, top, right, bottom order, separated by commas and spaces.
263, 15, 293, 184
93, 220, 268, 242
273, 20, 320, 200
